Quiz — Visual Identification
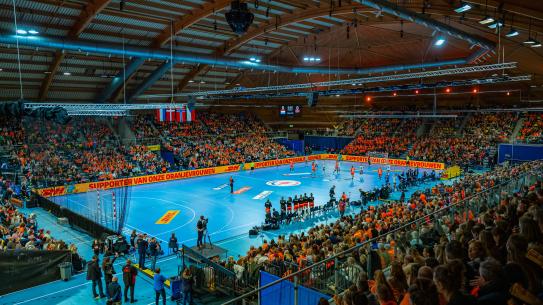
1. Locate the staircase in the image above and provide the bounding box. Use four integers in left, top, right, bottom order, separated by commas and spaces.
116, 117, 137, 145
456, 113, 472, 136
417, 118, 433, 137
393, 118, 407, 136
510, 117, 525, 143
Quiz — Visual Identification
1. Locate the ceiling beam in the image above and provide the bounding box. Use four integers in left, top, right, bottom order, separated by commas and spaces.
39, 0, 112, 100
109, 0, 232, 102
173, 4, 360, 93
153, 0, 232, 48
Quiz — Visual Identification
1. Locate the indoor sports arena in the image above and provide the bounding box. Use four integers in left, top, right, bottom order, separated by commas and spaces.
0, 1, 543, 305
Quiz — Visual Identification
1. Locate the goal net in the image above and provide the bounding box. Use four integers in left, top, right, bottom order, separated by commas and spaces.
367, 151, 391, 170
50, 186, 131, 234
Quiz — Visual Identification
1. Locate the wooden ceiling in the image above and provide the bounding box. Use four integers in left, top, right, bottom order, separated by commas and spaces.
0, 0, 542, 105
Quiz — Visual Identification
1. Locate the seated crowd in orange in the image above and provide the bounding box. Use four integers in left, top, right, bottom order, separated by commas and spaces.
217, 160, 543, 305
517, 113, 543, 144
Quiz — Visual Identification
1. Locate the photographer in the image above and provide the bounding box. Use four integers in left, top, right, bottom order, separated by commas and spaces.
196, 216, 208, 250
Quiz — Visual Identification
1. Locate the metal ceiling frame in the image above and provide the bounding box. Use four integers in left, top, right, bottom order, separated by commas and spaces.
140, 62, 518, 98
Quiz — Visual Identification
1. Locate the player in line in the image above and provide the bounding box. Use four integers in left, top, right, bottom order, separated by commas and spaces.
311, 161, 318, 178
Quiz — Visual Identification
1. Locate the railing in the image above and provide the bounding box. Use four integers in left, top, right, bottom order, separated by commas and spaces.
221, 161, 542, 305
181, 244, 241, 296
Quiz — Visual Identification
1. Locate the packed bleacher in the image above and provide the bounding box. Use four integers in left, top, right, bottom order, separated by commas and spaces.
341, 119, 419, 158
0, 112, 294, 188
0, 111, 538, 189
408, 113, 517, 168
152, 112, 294, 170
215, 160, 543, 305
0, 178, 86, 272
518, 113, 543, 144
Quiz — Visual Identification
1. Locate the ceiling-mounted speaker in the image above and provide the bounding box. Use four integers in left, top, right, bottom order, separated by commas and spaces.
225, 1, 254, 35
307, 92, 318, 107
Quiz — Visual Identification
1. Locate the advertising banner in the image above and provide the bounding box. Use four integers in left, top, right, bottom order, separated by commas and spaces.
36, 154, 443, 197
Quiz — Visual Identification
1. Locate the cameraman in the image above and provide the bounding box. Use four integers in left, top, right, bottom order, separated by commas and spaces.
196, 216, 208, 250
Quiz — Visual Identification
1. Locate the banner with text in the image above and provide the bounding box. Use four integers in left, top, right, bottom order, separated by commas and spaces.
36, 154, 443, 197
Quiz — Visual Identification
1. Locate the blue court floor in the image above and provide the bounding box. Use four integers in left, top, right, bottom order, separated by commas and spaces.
2, 160, 443, 305
50, 160, 438, 247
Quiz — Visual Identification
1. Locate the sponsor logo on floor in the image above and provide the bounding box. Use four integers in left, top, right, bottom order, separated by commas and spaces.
233, 186, 251, 194
252, 190, 273, 200
265, 180, 301, 187
213, 183, 228, 190
156, 210, 180, 224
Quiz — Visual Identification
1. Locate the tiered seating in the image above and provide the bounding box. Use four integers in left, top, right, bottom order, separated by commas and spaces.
409, 113, 517, 167
517, 113, 543, 144
221, 160, 543, 305
342, 119, 420, 157
151, 112, 294, 170
0, 185, 86, 271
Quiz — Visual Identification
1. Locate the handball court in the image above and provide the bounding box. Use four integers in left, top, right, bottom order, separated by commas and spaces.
49, 159, 440, 256
3, 160, 443, 305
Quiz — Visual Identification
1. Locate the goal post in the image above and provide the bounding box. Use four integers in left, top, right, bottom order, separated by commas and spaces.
367, 151, 391, 170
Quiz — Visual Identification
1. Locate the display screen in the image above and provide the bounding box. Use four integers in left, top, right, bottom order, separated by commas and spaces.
280, 105, 301, 116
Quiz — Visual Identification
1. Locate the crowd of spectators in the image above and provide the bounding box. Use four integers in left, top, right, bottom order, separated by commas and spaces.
518, 114, 543, 144
408, 113, 517, 168
341, 119, 419, 158
0, 111, 538, 189
152, 112, 293, 170
216, 160, 543, 305
0, 178, 86, 271
0, 111, 291, 187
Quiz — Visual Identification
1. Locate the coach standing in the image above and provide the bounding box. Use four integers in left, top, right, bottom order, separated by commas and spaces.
87, 255, 105, 299
122, 259, 138, 303
137, 234, 148, 269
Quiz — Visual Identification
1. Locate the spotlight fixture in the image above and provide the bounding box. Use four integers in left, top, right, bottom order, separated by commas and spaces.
335, 94, 340, 97
392, 92, 397, 97
434, 37, 446, 46
365, 96, 372, 102
524, 38, 537, 44
27, 29, 39, 35
488, 21, 503, 29
506, 91, 511, 96
415, 89, 419, 94
505, 28, 519, 37
16, 29, 27, 35
63, 72, 71, 76
445, 87, 451, 93
248, 57, 261, 63
0, 68, 3, 72
479, 16, 495, 25
200, 81, 206, 84
532, 41, 542, 48
303, 57, 321, 62
454, 2, 472, 13
472, 88, 478, 93
188, 80, 194, 83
